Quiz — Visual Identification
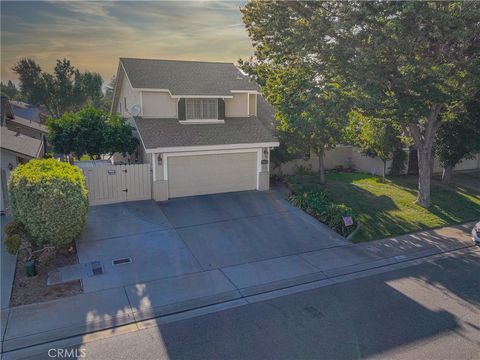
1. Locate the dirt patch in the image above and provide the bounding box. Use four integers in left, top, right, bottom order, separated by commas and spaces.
10, 244, 83, 307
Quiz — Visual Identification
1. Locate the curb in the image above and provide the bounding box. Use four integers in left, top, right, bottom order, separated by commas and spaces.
2, 242, 476, 357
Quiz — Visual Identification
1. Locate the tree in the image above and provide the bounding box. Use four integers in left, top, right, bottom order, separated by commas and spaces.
240, 1, 480, 207
11, 58, 44, 104
435, 92, 480, 184
47, 106, 138, 159
11, 58, 104, 117
240, 26, 350, 184
104, 115, 139, 157
0, 80, 19, 99
345, 112, 404, 182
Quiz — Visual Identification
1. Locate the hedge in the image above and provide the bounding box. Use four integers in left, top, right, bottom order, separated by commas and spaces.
8, 159, 89, 248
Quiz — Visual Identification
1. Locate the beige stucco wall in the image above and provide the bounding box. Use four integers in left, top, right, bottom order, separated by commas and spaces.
117, 73, 140, 116
272, 146, 411, 176
249, 94, 257, 116
272, 146, 353, 175
433, 153, 480, 173
141, 92, 177, 118
225, 93, 249, 117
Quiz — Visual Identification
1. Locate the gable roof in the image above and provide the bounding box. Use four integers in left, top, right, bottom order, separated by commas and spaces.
120, 58, 259, 96
7, 115, 47, 133
1, 127, 43, 158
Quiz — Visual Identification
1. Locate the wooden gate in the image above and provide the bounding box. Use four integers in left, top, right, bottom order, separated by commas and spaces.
82, 164, 151, 205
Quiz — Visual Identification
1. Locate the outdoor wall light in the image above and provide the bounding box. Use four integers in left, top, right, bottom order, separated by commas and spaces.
157, 154, 163, 166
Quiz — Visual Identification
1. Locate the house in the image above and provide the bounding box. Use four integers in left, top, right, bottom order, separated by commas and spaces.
1, 96, 46, 213
111, 58, 279, 200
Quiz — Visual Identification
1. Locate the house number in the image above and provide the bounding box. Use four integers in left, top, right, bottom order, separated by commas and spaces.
107, 170, 116, 175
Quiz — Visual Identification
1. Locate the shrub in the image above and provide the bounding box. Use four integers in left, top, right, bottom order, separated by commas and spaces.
289, 186, 357, 237
8, 158, 89, 248
5, 234, 22, 255
316, 203, 357, 237
4, 220, 25, 237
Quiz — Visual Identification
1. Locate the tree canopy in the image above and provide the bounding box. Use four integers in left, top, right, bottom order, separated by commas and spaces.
435, 91, 480, 183
345, 112, 404, 182
241, 1, 480, 206
12, 58, 104, 117
47, 106, 138, 159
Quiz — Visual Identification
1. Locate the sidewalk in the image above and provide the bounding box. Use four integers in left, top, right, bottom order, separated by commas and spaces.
1, 222, 475, 354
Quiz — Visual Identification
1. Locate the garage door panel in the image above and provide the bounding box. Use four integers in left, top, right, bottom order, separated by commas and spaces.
168, 152, 257, 198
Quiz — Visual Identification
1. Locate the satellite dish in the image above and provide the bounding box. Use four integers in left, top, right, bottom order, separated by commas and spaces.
130, 105, 141, 117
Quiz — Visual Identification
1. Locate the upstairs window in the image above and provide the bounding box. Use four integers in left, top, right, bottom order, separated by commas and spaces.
186, 99, 218, 120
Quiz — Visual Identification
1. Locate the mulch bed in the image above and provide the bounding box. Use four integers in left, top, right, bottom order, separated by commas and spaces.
9, 243, 83, 307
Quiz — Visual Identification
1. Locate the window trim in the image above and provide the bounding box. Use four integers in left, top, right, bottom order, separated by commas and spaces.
185, 98, 218, 121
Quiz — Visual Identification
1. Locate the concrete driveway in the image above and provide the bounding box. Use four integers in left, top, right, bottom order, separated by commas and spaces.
77, 190, 347, 293
160, 191, 347, 269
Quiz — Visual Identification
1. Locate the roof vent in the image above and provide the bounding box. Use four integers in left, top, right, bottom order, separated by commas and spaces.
236, 72, 243, 80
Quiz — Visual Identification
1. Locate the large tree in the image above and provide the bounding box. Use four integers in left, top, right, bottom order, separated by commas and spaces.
435, 91, 480, 184
241, 1, 480, 207
12, 58, 103, 117
240, 16, 350, 184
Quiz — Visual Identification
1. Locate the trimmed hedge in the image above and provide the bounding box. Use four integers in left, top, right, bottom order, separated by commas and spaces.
289, 187, 357, 237
8, 159, 89, 248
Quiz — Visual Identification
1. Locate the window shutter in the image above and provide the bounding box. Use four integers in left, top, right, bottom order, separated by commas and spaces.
178, 98, 186, 120
218, 99, 225, 120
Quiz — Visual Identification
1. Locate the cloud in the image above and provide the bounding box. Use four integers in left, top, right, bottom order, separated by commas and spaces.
1, 1, 252, 81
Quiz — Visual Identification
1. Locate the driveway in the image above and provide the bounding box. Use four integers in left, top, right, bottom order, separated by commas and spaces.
77, 190, 347, 293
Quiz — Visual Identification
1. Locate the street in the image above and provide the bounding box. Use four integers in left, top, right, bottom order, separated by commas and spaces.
15, 247, 480, 360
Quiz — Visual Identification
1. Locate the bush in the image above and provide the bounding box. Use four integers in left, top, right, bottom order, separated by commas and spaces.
316, 203, 357, 237
290, 188, 330, 212
289, 186, 357, 237
4, 220, 25, 237
8, 158, 89, 248
5, 234, 22, 255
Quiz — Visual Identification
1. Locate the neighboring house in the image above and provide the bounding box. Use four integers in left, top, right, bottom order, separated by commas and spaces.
9, 100, 49, 124
111, 58, 279, 200
1, 96, 45, 213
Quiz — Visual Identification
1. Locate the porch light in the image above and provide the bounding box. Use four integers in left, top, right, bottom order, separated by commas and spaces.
157, 154, 163, 166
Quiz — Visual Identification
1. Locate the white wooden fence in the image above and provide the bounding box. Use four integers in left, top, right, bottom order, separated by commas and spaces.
81, 164, 151, 205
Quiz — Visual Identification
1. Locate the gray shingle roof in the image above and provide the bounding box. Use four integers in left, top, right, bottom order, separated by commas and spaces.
120, 58, 259, 96
1, 127, 43, 158
135, 116, 277, 150
7, 116, 47, 133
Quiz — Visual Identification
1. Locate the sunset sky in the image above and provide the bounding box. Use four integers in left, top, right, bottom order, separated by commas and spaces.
1, 1, 253, 83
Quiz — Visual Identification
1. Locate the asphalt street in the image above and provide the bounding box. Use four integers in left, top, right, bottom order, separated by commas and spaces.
17, 247, 480, 360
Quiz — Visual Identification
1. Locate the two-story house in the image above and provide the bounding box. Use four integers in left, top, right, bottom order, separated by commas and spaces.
111, 58, 279, 201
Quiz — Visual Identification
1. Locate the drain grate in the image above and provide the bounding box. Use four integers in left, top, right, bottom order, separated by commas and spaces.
112, 257, 133, 266
90, 261, 104, 276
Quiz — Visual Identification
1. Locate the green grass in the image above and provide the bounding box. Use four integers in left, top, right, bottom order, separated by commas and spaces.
291, 172, 480, 242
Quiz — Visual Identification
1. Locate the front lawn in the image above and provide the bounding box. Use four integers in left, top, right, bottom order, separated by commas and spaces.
288, 172, 480, 242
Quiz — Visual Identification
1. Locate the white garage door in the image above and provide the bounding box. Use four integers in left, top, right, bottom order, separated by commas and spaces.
168, 152, 258, 198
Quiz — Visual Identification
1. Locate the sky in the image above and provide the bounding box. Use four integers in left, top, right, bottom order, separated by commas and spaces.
1, 1, 253, 83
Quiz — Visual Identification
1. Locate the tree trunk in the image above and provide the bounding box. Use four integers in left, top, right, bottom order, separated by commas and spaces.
416, 147, 432, 207
442, 166, 454, 184
382, 159, 387, 183
318, 148, 326, 185
407, 104, 443, 209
